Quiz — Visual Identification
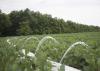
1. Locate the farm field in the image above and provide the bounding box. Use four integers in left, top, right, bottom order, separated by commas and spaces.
0, 32, 100, 71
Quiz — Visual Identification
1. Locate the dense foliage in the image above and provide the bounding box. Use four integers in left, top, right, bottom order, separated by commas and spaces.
0, 9, 100, 36
0, 32, 100, 71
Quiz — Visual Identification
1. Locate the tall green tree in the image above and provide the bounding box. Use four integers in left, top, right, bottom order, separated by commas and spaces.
0, 9, 100, 36
17, 21, 32, 35
0, 11, 11, 36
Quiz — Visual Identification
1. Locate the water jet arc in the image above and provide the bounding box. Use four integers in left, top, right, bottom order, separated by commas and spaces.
22, 36, 39, 48
35, 36, 59, 55
60, 41, 88, 63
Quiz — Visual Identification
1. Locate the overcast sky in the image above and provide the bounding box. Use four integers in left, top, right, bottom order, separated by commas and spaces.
0, 0, 100, 26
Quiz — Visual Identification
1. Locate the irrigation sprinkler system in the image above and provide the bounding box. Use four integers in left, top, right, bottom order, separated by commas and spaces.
6, 36, 90, 71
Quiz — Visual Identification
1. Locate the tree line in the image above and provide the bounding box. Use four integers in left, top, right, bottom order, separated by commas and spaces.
0, 8, 100, 36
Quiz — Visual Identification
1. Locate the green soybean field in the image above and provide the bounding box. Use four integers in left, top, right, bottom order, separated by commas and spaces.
0, 32, 100, 71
